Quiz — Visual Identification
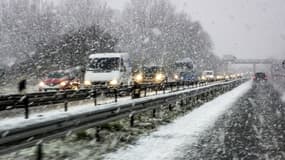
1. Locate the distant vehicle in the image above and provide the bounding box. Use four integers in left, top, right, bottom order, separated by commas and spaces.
178, 71, 199, 83
84, 53, 132, 88
38, 70, 80, 91
201, 70, 215, 81
253, 72, 268, 82
172, 58, 194, 81
132, 66, 167, 84
215, 73, 227, 81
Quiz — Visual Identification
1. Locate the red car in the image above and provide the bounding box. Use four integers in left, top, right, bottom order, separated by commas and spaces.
253, 72, 268, 82
38, 71, 80, 91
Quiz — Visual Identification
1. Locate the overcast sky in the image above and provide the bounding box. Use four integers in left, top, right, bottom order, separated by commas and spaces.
106, 0, 285, 59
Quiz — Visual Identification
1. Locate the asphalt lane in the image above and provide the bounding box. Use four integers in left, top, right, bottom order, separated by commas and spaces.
180, 81, 285, 160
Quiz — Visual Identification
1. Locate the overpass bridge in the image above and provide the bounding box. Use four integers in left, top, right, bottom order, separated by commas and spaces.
222, 55, 283, 74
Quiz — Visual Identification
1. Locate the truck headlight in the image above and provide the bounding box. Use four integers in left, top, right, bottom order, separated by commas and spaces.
110, 79, 118, 86
84, 80, 92, 86
155, 73, 164, 81
216, 75, 222, 79
134, 74, 143, 82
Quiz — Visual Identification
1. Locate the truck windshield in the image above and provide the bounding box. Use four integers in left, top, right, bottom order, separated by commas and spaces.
143, 67, 162, 74
87, 58, 120, 72
203, 71, 213, 76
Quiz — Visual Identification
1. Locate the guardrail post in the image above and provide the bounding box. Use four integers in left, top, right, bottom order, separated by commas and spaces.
155, 87, 158, 95
93, 89, 97, 106
176, 82, 179, 91
168, 104, 173, 111
163, 85, 166, 94
170, 84, 173, 92
36, 143, 43, 160
114, 89, 118, 103
132, 83, 141, 99
64, 100, 68, 112
130, 115, 135, 127
96, 127, 100, 142
24, 96, 29, 119
180, 99, 184, 106
152, 109, 156, 118
144, 87, 147, 97
63, 93, 68, 112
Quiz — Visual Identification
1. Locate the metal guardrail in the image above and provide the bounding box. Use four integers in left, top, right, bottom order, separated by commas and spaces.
0, 81, 203, 117
0, 79, 247, 155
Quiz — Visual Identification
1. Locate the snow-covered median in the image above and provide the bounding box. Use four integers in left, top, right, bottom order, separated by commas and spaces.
104, 81, 252, 160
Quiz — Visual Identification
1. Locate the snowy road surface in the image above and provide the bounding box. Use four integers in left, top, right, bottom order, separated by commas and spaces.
104, 81, 252, 160
179, 81, 285, 160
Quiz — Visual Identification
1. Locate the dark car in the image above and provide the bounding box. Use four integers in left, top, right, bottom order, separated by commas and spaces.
179, 71, 199, 83
132, 66, 167, 84
253, 72, 268, 82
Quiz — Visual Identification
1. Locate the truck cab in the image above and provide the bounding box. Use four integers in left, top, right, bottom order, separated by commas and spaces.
201, 70, 215, 82
84, 53, 132, 88
132, 66, 167, 84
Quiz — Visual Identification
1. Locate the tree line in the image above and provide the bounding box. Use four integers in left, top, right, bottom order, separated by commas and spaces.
0, 0, 220, 84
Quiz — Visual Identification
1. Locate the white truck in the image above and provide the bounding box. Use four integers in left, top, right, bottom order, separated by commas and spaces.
84, 53, 132, 87
201, 70, 215, 82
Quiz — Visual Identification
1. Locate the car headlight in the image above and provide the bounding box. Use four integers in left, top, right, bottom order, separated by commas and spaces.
110, 79, 118, 86
155, 73, 164, 81
39, 81, 45, 87
134, 74, 143, 82
60, 81, 67, 86
201, 76, 206, 80
84, 80, 92, 86
174, 74, 179, 80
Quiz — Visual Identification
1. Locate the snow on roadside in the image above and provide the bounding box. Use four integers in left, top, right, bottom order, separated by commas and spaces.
282, 93, 285, 102
104, 81, 252, 160
271, 81, 285, 103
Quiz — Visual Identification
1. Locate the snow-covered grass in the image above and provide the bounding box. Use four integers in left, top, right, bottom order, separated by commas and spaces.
104, 81, 252, 160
